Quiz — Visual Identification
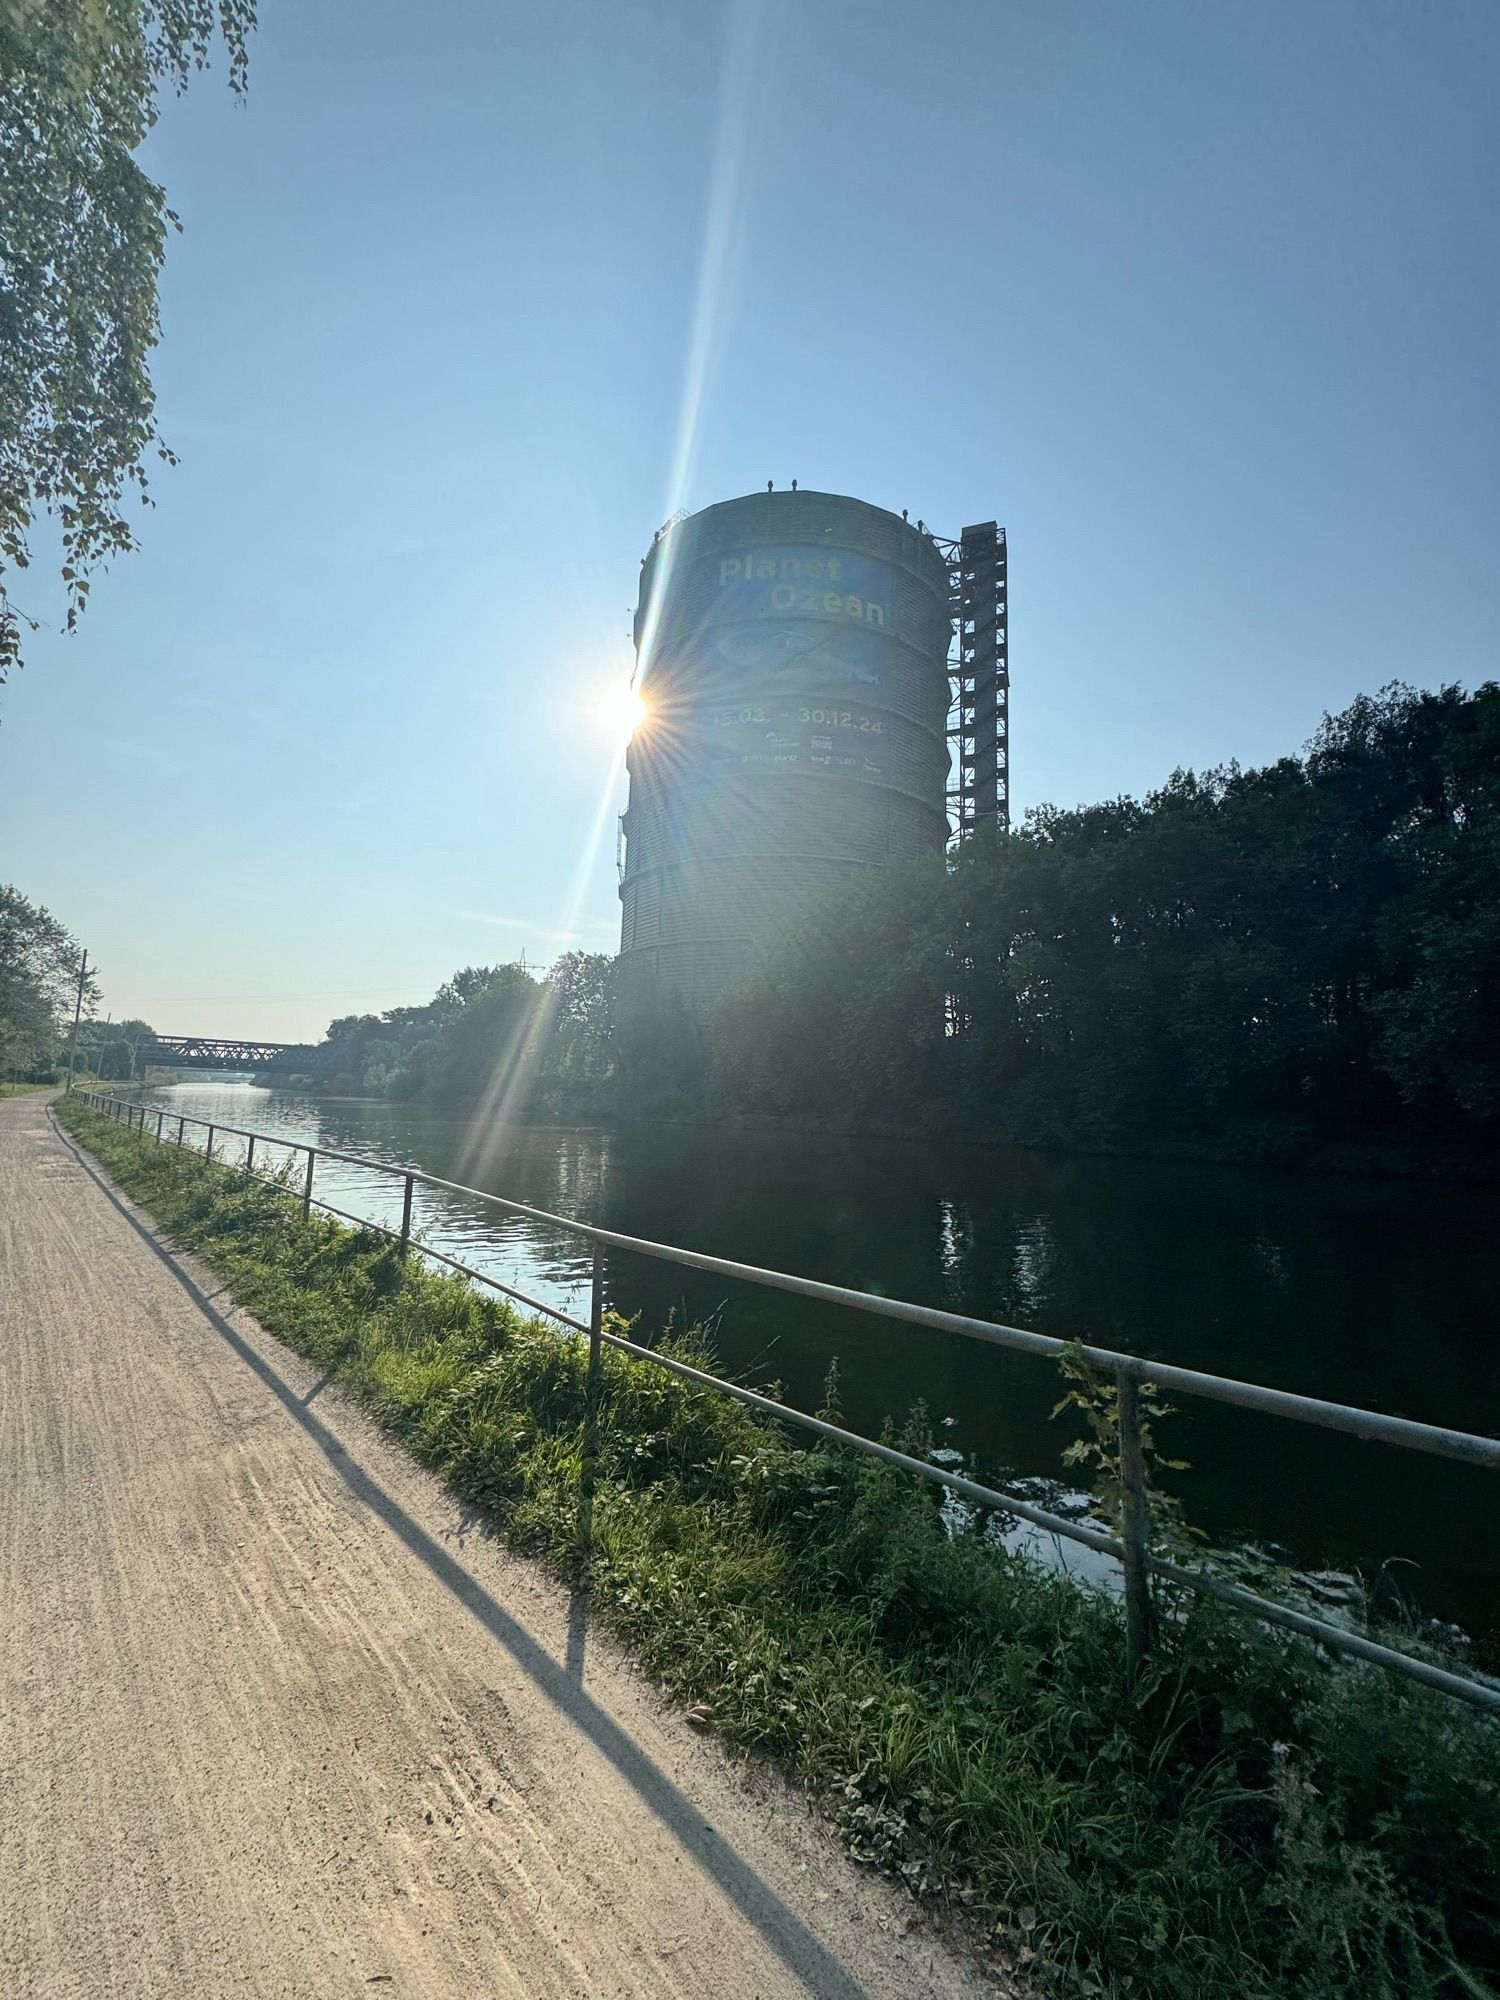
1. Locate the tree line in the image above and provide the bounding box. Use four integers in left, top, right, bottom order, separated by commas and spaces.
300, 951, 617, 1119
682, 682, 1500, 1166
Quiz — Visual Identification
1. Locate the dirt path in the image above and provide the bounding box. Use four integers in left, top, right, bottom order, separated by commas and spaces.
0, 1094, 1003, 2000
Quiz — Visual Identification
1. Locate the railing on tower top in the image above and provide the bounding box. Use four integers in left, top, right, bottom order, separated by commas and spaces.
69, 1089, 1500, 1714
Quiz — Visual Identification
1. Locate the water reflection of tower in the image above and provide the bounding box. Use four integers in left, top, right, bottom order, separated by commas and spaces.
618, 489, 1007, 1011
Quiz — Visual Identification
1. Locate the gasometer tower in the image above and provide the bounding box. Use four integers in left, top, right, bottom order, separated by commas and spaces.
618, 488, 1007, 1007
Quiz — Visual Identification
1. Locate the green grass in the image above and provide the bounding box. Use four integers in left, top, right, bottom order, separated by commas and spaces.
0, 1079, 53, 1096
55, 1095, 1500, 2000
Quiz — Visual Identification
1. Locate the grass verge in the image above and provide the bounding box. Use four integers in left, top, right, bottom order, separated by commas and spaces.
55, 1095, 1500, 2000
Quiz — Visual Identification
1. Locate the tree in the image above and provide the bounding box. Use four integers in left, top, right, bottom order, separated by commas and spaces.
0, 0, 254, 679
537, 951, 617, 1114
432, 965, 526, 1021
426, 964, 541, 1104
60, 1011, 157, 1078
0, 882, 95, 1073
306, 966, 557, 1104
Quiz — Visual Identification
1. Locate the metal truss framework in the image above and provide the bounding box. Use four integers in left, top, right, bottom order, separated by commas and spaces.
936, 521, 1009, 841
136, 1034, 313, 1070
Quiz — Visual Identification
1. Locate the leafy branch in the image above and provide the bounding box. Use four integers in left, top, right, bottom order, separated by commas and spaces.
1052, 1338, 1195, 1550
0, 1, 255, 680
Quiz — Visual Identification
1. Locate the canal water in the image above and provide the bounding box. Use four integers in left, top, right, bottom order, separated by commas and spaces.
130, 1080, 1498, 1645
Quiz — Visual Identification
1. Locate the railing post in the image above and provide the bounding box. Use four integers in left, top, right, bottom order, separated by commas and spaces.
578, 1249, 607, 1561
177, 1116, 185, 1146
1116, 1368, 1155, 1689
302, 1147, 315, 1221
156, 1109, 164, 1143
399, 1172, 415, 1253
246, 1134, 256, 1174
205, 1124, 215, 1163
588, 1247, 605, 1379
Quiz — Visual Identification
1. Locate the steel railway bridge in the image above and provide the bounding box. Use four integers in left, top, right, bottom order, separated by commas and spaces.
131, 1034, 316, 1073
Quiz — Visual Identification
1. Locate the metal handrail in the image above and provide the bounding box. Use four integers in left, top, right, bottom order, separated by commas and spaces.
78, 1092, 1500, 1469
71, 1089, 1500, 1714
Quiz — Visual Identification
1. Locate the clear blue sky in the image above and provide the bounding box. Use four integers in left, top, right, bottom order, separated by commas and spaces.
3, 0, 1496, 1042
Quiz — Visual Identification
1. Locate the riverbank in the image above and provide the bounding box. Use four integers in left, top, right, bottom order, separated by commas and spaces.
248, 1073, 1500, 1185
612, 1103, 1500, 1185
52, 1094, 1500, 2000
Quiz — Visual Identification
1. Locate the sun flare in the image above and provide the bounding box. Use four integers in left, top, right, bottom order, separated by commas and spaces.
598, 678, 648, 743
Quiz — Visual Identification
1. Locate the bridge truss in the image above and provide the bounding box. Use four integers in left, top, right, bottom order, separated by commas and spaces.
136, 1034, 314, 1072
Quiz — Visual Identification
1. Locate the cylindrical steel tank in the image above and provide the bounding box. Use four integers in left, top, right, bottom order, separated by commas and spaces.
618, 489, 951, 1008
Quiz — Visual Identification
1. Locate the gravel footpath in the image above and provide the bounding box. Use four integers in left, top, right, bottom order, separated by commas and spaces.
0, 1093, 1006, 2000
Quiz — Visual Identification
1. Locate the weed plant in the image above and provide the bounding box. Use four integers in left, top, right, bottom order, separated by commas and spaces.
56, 1097, 1500, 2000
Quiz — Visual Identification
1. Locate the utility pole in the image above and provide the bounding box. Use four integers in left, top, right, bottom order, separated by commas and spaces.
64, 950, 89, 1093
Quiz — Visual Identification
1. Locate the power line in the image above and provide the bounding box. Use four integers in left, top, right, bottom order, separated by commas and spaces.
120, 989, 411, 1005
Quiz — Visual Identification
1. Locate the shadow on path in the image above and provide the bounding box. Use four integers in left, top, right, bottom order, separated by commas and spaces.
50, 1111, 875, 2000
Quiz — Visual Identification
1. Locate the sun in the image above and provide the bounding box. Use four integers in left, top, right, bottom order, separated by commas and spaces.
597, 677, 649, 744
